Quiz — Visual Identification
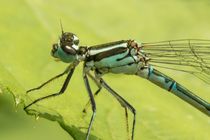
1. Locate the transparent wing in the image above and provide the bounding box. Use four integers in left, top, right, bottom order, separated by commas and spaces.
141, 39, 210, 84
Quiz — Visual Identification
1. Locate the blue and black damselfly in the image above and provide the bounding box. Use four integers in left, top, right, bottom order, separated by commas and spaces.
24, 27, 210, 140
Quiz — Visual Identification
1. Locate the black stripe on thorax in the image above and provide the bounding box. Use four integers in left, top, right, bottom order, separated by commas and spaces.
87, 47, 128, 61
89, 40, 128, 50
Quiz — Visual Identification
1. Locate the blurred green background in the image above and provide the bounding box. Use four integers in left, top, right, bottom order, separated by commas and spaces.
0, 0, 210, 140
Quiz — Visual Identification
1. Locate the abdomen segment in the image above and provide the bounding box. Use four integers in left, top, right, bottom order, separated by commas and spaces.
137, 66, 210, 116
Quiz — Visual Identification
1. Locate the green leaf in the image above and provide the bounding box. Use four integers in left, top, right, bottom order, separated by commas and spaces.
0, 0, 209, 140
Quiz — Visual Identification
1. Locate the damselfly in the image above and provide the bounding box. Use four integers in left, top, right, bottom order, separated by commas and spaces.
24, 27, 210, 140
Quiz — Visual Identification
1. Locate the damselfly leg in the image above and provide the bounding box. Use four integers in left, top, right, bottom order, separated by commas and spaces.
26, 65, 73, 93
24, 67, 75, 110
124, 107, 130, 140
83, 72, 96, 140
82, 73, 102, 113
82, 72, 132, 140
99, 78, 136, 140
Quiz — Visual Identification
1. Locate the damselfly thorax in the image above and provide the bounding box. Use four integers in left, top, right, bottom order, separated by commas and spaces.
84, 40, 149, 75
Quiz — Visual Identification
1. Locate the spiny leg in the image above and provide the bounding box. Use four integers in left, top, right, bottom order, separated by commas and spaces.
99, 78, 136, 140
24, 68, 75, 110
82, 72, 102, 113
83, 73, 96, 140
125, 107, 130, 140
27, 65, 72, 93
82, 88, 101, 113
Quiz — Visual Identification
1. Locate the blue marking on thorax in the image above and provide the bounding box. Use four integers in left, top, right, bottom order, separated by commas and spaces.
93, 50, 141, 74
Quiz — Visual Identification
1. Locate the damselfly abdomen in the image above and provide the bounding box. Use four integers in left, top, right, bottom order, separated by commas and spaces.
25, 30, 210, 140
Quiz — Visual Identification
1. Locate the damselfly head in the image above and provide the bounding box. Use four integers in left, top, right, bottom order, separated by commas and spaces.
60, 32, 80, 50
51, 32, 80, 63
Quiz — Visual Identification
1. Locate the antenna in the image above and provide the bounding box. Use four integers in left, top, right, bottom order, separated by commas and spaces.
60, 19, 64, 34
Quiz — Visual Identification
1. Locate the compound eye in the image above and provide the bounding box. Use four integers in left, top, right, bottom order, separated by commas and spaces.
52, 43, 58, 53
74, 39, 79, 45
62, 45, 77, 54
64, 37, 72, 42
